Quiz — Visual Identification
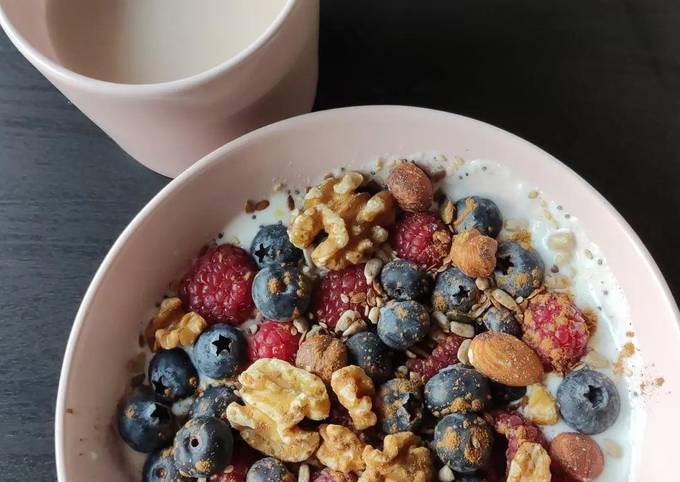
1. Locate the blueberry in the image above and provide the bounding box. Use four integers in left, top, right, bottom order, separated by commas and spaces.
346, 332, 393, 383
493, 241, 544, 298
432, 267, 480, 313
118, 392, 176, 453
250, 223, 303, 268
190, 385, 240, 420
149, 349, 199, 404
375, 379, 424, 434
480, 306, 521, 337
143, 447, 195, 482
192, 324, 246, 379
252, 264, 312, 321
489, 381, 526, 407
557, 368, 621, 434
453, 196, 503, 238
424, 365, 491, 416
433, 412, 494, 473
380, 259, 431, 301
246, 457, 294, 482
173, 416, 234, 477
378, 300, 431, 350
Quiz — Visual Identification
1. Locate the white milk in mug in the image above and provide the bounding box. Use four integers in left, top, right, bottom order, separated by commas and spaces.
47, 0, 289, 84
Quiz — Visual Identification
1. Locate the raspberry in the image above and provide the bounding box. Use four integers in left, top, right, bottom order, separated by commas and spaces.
312, 264, 370, 329
179, 244, 257, 325
405, 334, 464, 381
248, 321, 301, 363
311, 468, 357, 482
208, 444, 258, 482
392, 212, 452, 270
522, 292, 590, 373
491, 410, 548, 466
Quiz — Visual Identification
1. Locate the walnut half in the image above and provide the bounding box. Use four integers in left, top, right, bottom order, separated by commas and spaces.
237, 359, 330, 430
330, 366, 377, 430
226, 402, 319, 462
316, 424, 366, 474
359, 432, 433, 482
288, 172, 395, 270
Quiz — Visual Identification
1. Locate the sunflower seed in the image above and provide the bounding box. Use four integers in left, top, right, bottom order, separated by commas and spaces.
432, 311, 450, 332
475, 277, 490, 291
603, 439, 622, 458
368, 307, 380, 324
342, 320, 365, 337
438, 465, 455, 482
492, 289, 519, 311
440, 200, 455, 225
457, 339, 472, 365
335, 310, 361, 333
340, 293, 350, 303
293, 318, 309, 335
298, 464, 310, 482
450, 321, 475, 338
364, 258, 383, 284
547, 231, 575, 252
446, 310, 474, 324
350, 292, 367, 304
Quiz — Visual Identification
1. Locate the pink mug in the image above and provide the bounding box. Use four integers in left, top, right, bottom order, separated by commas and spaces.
0, 0, 319, 177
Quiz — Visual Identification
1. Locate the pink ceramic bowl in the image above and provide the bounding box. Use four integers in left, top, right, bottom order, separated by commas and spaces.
55, 106, 680, 481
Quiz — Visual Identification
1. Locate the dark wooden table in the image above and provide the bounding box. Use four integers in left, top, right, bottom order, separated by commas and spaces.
1, 1, 678, 480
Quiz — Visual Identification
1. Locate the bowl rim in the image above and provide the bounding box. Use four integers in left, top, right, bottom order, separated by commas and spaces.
54, 105, 680, 480
0, 0, 298, 92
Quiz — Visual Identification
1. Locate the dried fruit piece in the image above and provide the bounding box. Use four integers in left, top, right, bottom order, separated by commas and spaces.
288, 172, 396, 270
492, 410, 548, 465
386, 162, 433, 212
506, 442, 552, 482
468, 332, 544, 386
393, 212, 452, 270
295, 334, 348, 383
331, 365, 377, 430
359, 432, 433, 482
549, 432, 604, 481
312, 264, 371, 330
449, 229, 498, 278
406, 334, 465, 381
316, 424, 366, 474
522, 292, 590, 373
523, 384, 559, 426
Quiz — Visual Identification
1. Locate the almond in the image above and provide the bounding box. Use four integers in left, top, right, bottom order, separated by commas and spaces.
386, 162, 433, 212
549, 432, 604, 481
468, 332, 544, 386
449, 229, 497, 278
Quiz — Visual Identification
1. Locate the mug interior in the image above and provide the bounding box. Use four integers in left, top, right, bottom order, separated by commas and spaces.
0, 0, 58, 61
0, 0, 298, 88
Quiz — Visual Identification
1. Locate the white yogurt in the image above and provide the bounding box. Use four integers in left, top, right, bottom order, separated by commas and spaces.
123, 156, 641, 481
